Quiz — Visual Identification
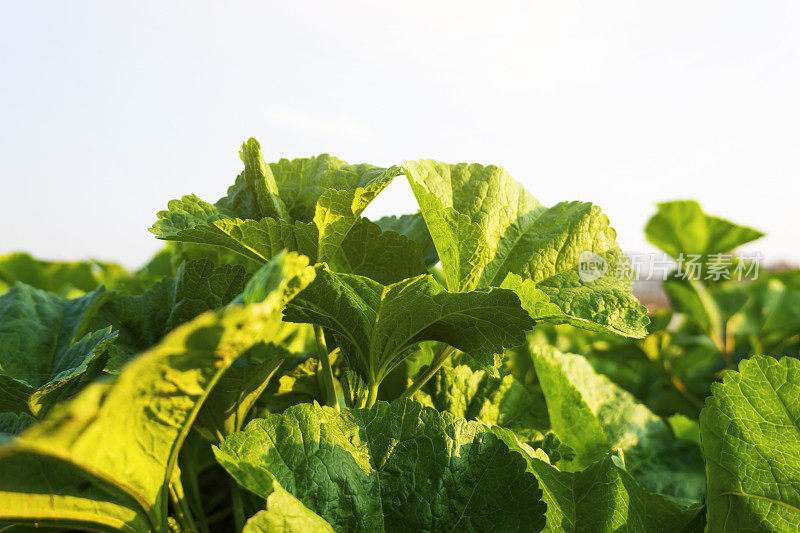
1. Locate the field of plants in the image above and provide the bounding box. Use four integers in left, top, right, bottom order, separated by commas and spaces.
0, 139, 797, 532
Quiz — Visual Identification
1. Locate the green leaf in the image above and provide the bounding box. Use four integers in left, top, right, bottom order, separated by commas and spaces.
645, 200, 764, 259
493, 429, 703, 533
0, 252, 129, 297
0, 412, 34, 442
197, 253, 322, 434
215, 399, 546, 532
150, 144, 421, 283
0, 252, 316, 532
274, 352, 340, 405
375, 213, 438, 267
662, 277, 748, 336
195, 356, 283, 441
173, 259, 248, 310
331, 218, 428, 285
153, 215, 427, 286
532, 346, 705, 505
668, 414, 701, 446
152, 201, 305, 265
740, 272, 800, 342
90, 259, 246, 371
341, 368, 369, 409
663, 279, 717, 332
116, 246, 178, 295
243, 482, 335, 533
0, 376, 31, 415
0, 284, 116, 415
268, 154, 385, 222
218, 138, 290, 223
501, 271, 648, 337
413, 363, 549, 440
310, 166, 401, 264
403, 160, 648, 338
237, 249, 314, 307
283, 265, 534, 384
150, 193, 235, 240
700, 356, 800, 531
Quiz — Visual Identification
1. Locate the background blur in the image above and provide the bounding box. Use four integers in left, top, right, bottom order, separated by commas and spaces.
2, 1, 798, 268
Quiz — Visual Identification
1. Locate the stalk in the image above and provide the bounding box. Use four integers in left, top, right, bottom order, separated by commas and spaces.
399, 345, 456, 400
314, 324, 340, 411
230, 479, 246, 533
179, 451, 210, 533
169, 478, 198, 533
687, 277, 731, 367
365, 380, 380, 408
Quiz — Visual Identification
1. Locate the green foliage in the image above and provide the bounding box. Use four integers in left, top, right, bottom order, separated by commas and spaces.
0, 284, 116, 416
215, 399, 547, 532
645, 200, 764, 259
403, 160, 649, 338
88, 258, 247, 373
532, 346, 705, 505
151, 140, 426, 285
0, 252, 314, 531
0, 252, 129, 297
700, 356, 800, 531
243, 484, 335, 533
1, 141, 797, 532
494, 435, 704, 533
283, 264, 534, 386
412, 361, 550, 441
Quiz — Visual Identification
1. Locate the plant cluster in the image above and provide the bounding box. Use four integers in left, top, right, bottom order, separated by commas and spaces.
0, 139, 797, 532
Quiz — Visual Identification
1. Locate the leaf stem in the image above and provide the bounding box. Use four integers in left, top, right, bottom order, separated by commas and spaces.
314, 324, 340, 411
687, 277, 731, 367
179, 450, 210, 533
366, 380, 380, 408
230, 479, 246, 533
169, 477, 198, 533
399, 344, 456, 400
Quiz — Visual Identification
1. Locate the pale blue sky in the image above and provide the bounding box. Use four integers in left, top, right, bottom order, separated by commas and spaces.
2, 1, 798, 268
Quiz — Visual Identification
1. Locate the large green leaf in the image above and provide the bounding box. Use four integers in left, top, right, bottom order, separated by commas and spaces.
0, 284, 116, 415
150, 140, 424, 284
283, 265, 534, 384
493, 430, 703, 533
0, 252, 316, 532
700, 356, 800, 531
215, 399, 546, 532
532, 346, 705, 505
403, 160, 648, 338
645, 200, 764, 259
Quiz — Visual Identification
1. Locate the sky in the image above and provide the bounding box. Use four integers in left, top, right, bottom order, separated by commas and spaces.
1, 1, 798, 269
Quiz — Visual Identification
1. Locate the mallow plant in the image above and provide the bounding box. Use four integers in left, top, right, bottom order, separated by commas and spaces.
0, 139, 796, 532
